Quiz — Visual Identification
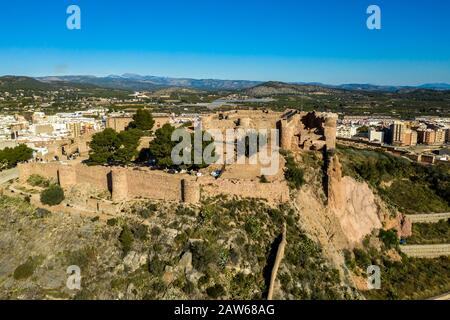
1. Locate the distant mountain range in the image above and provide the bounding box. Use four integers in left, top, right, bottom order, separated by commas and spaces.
37, 74, 261, 91
1, 74, 449, 93
39, 74, 450, 92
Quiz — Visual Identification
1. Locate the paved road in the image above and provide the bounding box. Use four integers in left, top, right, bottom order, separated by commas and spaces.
400, 244, 450, 258
406, 213, 450, 223
0, 167, 19, 185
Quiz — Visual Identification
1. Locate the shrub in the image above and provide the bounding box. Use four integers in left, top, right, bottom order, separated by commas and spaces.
191, 241, 218, 272
379, 229, 398, 249
244, 216, 261, 238
343, 249, 356, 270
107, 218, 118, 226
138, 203, 158, 219
353, 248, 372, 268
148, 257, 165, 277
285, 166, 305, 189
133, 224, 148, 240
259, 175, 269, 183
119, 225, 134, 254
282, 152, 305, 189
27, 174, 51, 187
13, 257, 39, 280
40, 184, 64, 206
35, 207, 51, 218
150, 226, 161, 237
65, 247, 96, 269
206, 284, 225, 299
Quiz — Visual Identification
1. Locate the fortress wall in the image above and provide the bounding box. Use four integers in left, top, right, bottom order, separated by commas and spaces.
18, 162, 60, 183
58, 165, 77, 188
74, 164, 111, 191
125, 169, 183, 202
199, 177, 289, 203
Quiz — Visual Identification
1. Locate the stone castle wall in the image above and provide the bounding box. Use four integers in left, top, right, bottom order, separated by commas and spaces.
124, 168, 184, 202
17, 162, 285, 205
199, 177, 289, 203
18, 162, 60, 183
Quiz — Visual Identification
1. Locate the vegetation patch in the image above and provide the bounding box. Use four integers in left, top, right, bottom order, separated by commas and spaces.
281, 150, 305, 189
27, 174, 52, 188
337, 145, 450, 214
0, 144, 33, 170
13, 256, 43, 280
407, 219, 450, 245
40, 184, 65, 206
345, 232, 450, 300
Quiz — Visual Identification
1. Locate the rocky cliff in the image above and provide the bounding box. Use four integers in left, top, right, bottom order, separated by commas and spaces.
327, 155, 383, 246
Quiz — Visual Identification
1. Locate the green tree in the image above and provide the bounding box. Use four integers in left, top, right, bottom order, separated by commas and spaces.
148, 124, 178, 168
88, 128, 143, 165
128, 109, 155, 133
379, 229, 399, 249
88, 128, 121, 165
119, 225, 134, 255
0, 144, 33, 169
115, 128, 144, 164
40, 184, 65, 206
148, 124, 216, 170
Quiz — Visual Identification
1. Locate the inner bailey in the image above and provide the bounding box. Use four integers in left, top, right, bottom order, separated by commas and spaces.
201, 109, 337, 152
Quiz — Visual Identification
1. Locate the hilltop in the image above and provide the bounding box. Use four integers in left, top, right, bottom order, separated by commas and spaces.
0, 76, 102, 92
243, 81, 346, 97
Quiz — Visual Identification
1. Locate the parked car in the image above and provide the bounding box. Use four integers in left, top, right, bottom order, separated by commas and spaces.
211, 170, 222, 178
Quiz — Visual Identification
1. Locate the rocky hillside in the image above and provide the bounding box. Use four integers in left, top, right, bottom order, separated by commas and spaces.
0, 195, 356, 300
244, 81, 347, 97
1, 148, 448, 300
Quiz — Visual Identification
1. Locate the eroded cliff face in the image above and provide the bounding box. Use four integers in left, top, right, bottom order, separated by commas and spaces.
327, 155, 383, 246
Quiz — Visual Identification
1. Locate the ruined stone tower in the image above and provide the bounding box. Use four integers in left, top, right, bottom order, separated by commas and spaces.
181, 179, 200, 204
111, 168, 128, 202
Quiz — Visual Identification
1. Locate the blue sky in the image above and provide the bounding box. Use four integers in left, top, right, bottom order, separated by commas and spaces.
0, 0, 449, 85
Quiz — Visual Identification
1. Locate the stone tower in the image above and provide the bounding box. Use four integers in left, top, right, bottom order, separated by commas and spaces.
181, 179, 200, 204
111, 168, 128, 202
58, 165, 76, 188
